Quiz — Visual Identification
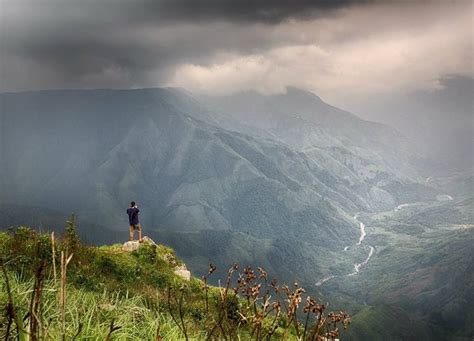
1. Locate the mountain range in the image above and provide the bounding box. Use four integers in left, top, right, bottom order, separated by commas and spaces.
0, 87, 471, 339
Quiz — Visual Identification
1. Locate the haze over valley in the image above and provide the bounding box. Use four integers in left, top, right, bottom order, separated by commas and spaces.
0, 1, 472, 340
1, 85, 472, 339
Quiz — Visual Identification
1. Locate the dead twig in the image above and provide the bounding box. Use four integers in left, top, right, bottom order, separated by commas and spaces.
105, 319, 121, 341
60, 251, 73, 341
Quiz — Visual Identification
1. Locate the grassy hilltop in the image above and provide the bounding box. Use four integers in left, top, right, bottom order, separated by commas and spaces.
0, 225, 350, 340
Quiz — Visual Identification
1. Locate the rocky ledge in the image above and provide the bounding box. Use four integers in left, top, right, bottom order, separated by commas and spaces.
122, 236, 191, 281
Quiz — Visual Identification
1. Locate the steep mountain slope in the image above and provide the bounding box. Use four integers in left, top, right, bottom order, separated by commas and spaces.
200, 87, 428, 181
199, 87, 440, 211
346, 305, 436, 341
0, 88, 365, 283
0, 87, 439, 284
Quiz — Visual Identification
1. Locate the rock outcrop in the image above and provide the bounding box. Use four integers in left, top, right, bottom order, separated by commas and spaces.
174, 264, 191, 281
122, 240, 140, 252
122, 236, 157, 252
122, 236, 191, 281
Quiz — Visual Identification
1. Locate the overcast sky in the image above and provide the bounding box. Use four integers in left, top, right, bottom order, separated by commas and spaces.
0, 0, 472, 110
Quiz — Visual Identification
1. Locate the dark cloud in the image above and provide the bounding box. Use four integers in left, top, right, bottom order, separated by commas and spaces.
138, 0, 373, 24
0, 0, 471, 96
3, 0, 368, 91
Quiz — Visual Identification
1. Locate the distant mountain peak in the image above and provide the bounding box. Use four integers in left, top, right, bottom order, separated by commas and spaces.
283, 86, 323, 102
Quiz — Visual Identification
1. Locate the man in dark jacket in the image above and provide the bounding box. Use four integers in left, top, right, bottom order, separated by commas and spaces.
126, 201, 142, 241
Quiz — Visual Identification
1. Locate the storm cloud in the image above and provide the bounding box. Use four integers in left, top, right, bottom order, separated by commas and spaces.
0, 0, 472, 109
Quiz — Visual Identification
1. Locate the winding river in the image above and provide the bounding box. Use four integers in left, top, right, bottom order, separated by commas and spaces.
315, 194, 454, 287
315, 213, 374, 286
347, 218, 375, 276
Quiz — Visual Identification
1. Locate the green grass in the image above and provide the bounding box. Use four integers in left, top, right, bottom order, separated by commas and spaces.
0, 274, 185, 340
0, 228, 198, 339
0, 227, 351, 340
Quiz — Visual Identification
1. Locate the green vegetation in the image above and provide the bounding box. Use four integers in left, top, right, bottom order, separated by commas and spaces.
0, 275, 182, 339
346, 305, 433, 340
0, 226, 351, 340
326, 199, 474, 340
1, 88, 471, 340
0, 87, 433, 294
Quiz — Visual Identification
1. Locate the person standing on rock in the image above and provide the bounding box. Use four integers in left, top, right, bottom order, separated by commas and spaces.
127, 201, 142, 242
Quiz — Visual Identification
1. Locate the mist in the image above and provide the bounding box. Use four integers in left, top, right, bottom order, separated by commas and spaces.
0, 1, 473, 339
